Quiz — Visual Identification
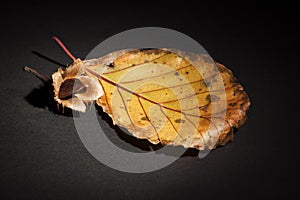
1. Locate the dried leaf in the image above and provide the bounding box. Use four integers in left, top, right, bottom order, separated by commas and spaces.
83, 49, 250, 150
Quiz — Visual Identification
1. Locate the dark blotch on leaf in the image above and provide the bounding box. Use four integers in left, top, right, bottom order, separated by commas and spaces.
233, 87, 240, 96
141, 116, 150, 121
175, 119, 185, 123
229, 102, 237, 106
206, 94, 220, 102
107, 62, 114, 68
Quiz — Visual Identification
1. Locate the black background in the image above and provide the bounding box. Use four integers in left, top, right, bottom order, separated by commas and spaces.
1, 1, 299, 199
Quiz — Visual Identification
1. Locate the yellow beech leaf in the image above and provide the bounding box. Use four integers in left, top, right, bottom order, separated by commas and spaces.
82, 49, 250, 150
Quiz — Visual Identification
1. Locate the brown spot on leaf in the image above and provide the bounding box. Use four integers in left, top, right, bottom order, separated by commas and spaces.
229, 102, 237, 106
107, 62, 114, 68
175, 119, 185, 123
206, 94, 220, 102
141, 116, 150, 121
199, 104, 209, 112
233, 87, 241, 96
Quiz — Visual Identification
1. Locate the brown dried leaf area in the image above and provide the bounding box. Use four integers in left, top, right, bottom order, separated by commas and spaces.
84, 49, 250, 150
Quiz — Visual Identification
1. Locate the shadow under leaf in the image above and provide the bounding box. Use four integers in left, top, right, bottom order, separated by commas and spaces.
25, 83, 74, 117
25, 84, 202, 157
96, 104, 200, 157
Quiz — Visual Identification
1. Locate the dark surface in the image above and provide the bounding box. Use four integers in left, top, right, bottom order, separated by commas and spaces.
1, 2, 299, 199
